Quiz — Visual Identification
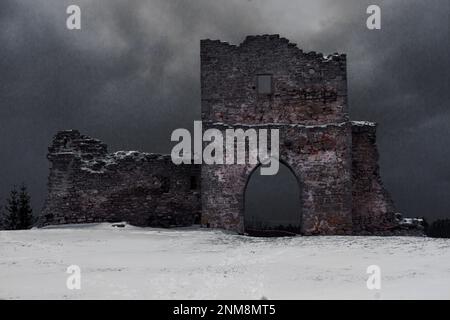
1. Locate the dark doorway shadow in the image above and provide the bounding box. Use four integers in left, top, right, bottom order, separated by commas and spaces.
244, 161, 302, 237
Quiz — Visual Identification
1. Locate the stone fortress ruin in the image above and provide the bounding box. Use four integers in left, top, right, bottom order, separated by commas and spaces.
40, 35, 403, 235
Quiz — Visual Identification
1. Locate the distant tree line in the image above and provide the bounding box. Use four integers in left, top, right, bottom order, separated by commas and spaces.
0, 184, 34, 230
426, 219, 450, 239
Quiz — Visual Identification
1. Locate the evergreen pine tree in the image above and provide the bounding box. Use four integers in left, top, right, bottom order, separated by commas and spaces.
5, 186, 19, 230
0, 207, 4, 230
18, 184, 33, 229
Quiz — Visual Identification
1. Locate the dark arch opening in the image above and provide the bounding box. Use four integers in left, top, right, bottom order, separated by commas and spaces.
244, 161, 302, 237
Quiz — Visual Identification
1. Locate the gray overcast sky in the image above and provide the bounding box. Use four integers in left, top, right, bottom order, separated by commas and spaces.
0, 0, 449, 221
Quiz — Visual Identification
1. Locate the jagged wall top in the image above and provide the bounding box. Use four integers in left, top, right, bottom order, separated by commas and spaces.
201, 34, 348, 126
47, 130, 173, 174
201, 34, 346, 65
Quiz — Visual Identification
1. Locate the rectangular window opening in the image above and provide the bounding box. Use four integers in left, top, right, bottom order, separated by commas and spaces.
257, 74, 273, 95
190, 176, 198, 190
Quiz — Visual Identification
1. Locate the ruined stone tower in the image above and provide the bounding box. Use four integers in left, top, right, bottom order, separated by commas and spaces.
40, 35, 398, 235
200, 35, 397, 235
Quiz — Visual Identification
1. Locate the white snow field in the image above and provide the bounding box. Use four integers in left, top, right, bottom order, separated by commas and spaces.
0, 223, 449, 300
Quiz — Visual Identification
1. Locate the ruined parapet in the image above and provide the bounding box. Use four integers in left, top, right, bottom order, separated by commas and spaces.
201, 34, 348, 126
40, 130, 201, 227
351, 122, 398, 234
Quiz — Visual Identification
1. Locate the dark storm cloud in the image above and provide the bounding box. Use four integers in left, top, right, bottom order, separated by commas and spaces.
0, 0, 448, 220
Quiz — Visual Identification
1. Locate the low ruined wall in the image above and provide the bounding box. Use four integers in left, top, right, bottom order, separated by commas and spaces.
351, 122, 398, 234
40, 130, 201, 227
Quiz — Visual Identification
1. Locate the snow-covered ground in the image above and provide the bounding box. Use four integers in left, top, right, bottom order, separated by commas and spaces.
1, 223, 449, 300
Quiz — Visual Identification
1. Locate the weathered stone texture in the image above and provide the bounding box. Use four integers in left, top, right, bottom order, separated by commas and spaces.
351, 122, 398, 234
201, 122, 353, 235
201, 35, 348, 126
40, 130, 201, 227
201, 35, 356, 235
199, 35, 402, 235
41, 34, 402, 236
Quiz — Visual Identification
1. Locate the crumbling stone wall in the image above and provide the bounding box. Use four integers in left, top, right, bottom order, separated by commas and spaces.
40, 34, 401, 236
40, 130, 201, 227
201, 35, 354, 235
351, 122, 398, 234
201, 122, 353, 235
201, 35, 348, 125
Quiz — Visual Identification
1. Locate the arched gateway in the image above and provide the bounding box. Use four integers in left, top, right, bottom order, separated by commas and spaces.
244, 161, 302, 236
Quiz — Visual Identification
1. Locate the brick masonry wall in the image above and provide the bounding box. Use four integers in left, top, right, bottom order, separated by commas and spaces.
351, 122, 398, 234
39, 35, 405, 236
39, 130, 201, 227
201, 122, 353, 235
200, 35, 353, 235
201, 35, 348, 126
